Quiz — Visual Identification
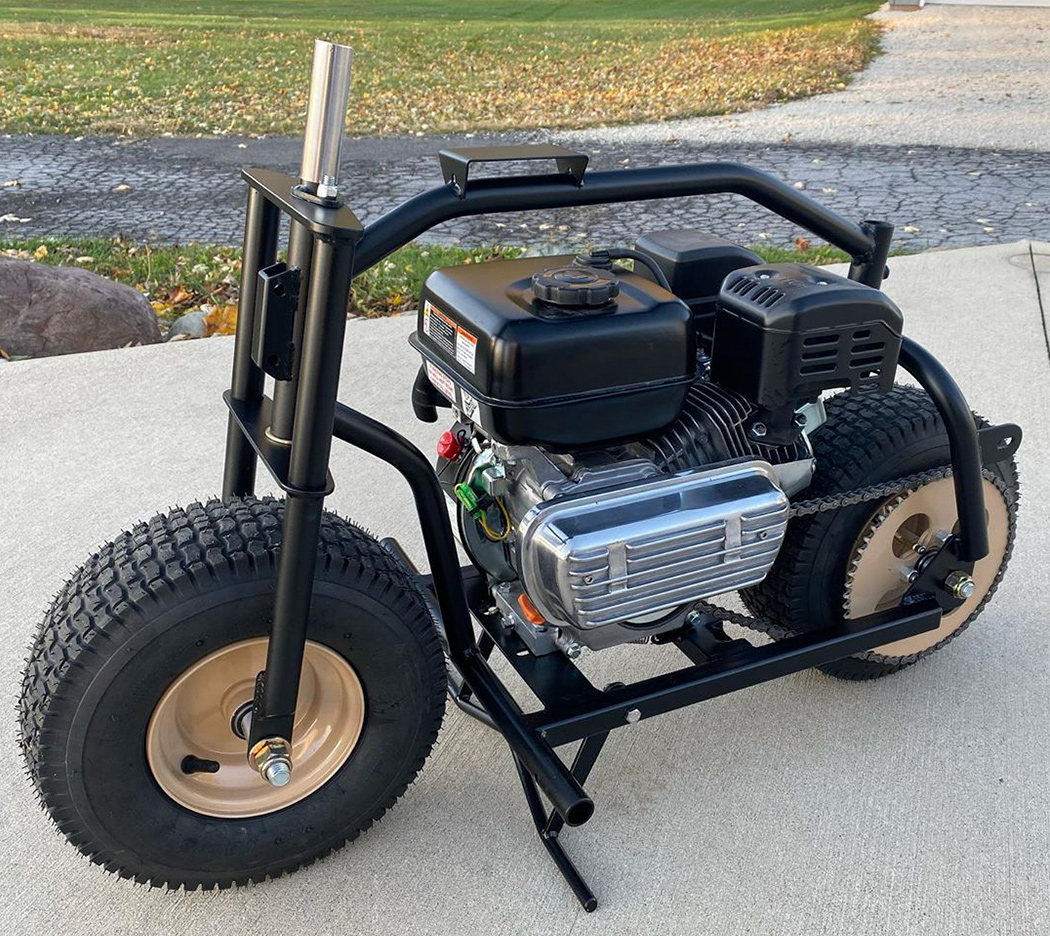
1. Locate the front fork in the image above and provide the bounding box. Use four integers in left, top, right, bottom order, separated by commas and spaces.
222, 184, 357, 780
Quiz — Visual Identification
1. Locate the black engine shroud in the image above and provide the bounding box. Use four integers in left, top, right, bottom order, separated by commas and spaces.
412, 231, 903, 450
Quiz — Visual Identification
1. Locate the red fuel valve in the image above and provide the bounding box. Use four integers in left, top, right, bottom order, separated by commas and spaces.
436, 430, 462, 460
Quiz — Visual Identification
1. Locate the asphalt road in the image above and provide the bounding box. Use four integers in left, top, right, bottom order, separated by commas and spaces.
1, 133, 1047, 253
1, 241, 1048, 936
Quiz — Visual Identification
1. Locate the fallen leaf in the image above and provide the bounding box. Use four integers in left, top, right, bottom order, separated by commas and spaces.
167, 285, 194, 305
112, 183, 133, 193
794, 237, 811, 252
902, 225, 920, 234
33, 244, 48, 258
0, 214, 31, 223
204, 303, 238, 336
2, 179, 21, 187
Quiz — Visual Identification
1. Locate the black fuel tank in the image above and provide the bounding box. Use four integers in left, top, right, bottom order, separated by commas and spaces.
410, 255, 695, 446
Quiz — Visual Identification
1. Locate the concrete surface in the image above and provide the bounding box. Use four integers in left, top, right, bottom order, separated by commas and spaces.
1, 241, 1048, 936
569, 6, 1050, 150
928, 1, 1050, 8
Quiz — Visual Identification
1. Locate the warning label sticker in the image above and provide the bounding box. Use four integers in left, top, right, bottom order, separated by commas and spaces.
423, 300, 477, 374
460, 390, 479, 421
455, 326, 478, 374
422, 300, 455, 357
425, 361, 456, 402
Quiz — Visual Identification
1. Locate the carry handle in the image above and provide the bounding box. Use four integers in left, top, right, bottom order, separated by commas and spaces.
438, 144, 588, 197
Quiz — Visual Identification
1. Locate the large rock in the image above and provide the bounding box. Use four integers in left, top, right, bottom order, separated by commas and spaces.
0, 256, 161, 357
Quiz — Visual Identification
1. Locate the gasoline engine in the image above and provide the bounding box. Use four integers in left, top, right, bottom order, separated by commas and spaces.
411, 230, 904, 653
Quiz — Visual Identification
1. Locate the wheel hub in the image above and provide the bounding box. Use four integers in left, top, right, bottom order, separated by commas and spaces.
146, 638, 364, 819
844, 476, 1010, 657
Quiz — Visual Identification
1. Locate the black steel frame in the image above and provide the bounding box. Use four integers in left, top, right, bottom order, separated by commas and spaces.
221, 152, 1020, 909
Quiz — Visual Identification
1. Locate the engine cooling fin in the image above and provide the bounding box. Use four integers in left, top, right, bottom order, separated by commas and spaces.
637, 379, 808, 473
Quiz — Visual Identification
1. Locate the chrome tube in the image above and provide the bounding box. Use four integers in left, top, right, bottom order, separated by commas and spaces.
299, 39, 353, 201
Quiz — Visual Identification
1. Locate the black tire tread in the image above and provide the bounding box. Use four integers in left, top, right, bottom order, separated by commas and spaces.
19, 496, 446, 889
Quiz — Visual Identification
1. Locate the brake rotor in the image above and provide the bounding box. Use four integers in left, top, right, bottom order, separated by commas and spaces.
146, 638, 365, 819
843, 476, 1011, 657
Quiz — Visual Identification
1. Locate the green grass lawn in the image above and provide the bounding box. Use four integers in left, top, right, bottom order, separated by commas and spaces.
0, 1, 882, 137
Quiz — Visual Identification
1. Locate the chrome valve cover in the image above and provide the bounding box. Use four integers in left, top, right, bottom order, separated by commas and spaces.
517, 461, 789, 629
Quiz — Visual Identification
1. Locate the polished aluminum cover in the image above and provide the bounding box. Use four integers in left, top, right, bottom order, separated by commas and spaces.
518, 461, 788, 629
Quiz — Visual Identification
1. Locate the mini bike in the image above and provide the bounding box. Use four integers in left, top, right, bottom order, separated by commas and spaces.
19, 42, 1020, 910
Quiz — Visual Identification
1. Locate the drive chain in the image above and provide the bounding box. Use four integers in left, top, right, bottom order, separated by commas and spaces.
694, 465, 956, 635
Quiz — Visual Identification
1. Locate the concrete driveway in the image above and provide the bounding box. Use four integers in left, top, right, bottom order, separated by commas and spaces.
1, 242, 1048, 935
575, 5, 1050, 150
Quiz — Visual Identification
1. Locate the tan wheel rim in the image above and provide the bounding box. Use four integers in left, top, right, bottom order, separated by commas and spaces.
146, 638, 364, 819
844, 477, 1010, 657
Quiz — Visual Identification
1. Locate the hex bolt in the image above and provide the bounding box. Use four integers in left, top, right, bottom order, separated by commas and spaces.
262, 758, 292, 787
625, 708, 642, 724
750, 422, 768, 439
945, 570, 976, 600
901, 567, 920, 584
249, 737, 293, 788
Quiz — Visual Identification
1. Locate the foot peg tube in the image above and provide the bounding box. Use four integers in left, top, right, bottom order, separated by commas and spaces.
457, 652, 594, 827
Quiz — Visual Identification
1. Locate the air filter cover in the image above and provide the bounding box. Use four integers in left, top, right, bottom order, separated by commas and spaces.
711, 263, 903, 408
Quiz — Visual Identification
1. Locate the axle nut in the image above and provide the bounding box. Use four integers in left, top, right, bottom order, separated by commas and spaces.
945, 570, 976, 601
249, 737, 293, 787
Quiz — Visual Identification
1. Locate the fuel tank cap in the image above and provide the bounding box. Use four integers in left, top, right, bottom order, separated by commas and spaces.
531, 265, 620, 308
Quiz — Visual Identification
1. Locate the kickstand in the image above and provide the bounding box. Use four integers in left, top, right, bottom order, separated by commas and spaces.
513, 732, 610, 912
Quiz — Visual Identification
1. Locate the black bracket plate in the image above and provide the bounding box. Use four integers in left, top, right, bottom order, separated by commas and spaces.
904, 533, 975, 613
438, 144, 588, 197
978, 422, 1022, 465
223, 391, 334, 497
241, 167, 364, 241
251, 262, 300, 381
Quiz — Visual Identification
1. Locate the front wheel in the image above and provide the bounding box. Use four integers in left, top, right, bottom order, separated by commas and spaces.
19, 497, 446, 888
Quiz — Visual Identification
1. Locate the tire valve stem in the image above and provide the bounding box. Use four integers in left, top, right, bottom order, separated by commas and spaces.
180, 755, 221, 775
249, 737, 293, 788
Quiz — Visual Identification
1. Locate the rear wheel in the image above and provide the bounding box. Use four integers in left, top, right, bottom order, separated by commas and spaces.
741, 385, 1018, 680
19, 497, 446, 887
